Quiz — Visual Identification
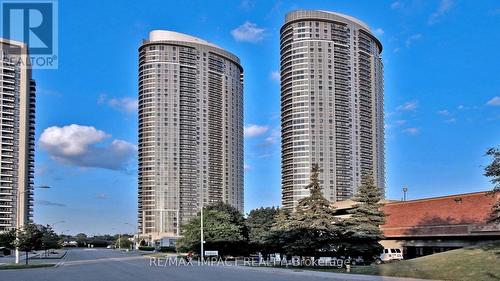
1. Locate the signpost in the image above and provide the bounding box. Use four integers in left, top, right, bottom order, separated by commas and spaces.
204, 250, 218, 257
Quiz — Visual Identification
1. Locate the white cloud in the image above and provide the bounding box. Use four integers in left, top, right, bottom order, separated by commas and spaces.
488, 8, 500, 16
240, 0, 255, 11
262, 129, 280, 146
428, 0, 454, 25
231, 21, 265, 43
437, 109, 456, 123
244, 164, 251, 172
405, 34, 422, 47
374, 28, 384, 36
35, 200, 66, 207
244, 124, 268, 137
397, 101, 418, 111
487, 96, 500, 106
98, 94, 138, 113
403, 127, 420, 135
391, 1, 402, 9
437, 109, 450, 116
270, 71, 280, 82
386, 120, 406, 130
39, 124, 137, 171
96, 193, 108, 200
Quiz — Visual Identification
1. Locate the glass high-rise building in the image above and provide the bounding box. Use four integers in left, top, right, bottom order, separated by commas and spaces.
0, 39, 36, 231
137, 31, 244, 243
280, 11, 385, 210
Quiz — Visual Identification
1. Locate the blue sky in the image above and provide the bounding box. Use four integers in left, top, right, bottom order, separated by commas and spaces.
25, 0, 500, 235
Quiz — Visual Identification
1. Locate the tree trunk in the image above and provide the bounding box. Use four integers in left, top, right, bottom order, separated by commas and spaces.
25, 251, 28, 265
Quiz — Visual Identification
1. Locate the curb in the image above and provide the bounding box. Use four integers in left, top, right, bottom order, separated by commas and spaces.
54, 251, 69, 268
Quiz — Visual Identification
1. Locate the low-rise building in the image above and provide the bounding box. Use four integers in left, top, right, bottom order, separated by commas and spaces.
332, 191, 500, 259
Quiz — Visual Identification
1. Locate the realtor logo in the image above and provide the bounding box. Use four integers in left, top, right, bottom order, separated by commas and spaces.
1, 0, 58, 69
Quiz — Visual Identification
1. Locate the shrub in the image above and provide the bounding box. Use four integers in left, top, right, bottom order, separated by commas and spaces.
158, 246, 176, 253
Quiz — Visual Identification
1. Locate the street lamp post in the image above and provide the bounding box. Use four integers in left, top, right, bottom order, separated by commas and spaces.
200, 185, 205, 261
15, 185, 52, 264
124, 222, 136, 250
200, 204, 204, 261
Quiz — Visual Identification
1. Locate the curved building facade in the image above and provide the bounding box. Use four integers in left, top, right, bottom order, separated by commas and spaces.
280, 11, 384, 210
138, 31, 244, 240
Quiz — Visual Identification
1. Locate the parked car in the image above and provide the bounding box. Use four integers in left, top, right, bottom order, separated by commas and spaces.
375, 248, 403, 264
347, 256, 365, 265
106, 245, 116, 249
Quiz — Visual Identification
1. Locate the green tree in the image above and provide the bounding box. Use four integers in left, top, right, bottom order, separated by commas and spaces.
0, 229, 16, 249
75, 233, 87, 247
40, 225, 60, 256
15, 223, 43, 264
246, 207, 279, 256
176, 202, 248, 256
115, 237, 133, 249
341, 176, 385, 261
485, 147, 500, 223
272, 164, 340, 257
266, 208, 291, 255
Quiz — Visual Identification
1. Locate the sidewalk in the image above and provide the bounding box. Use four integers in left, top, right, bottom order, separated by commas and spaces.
234, 265, 440, 281
31, 250, 67, 259
0, 250, 67, 266
0, 251, 40, 265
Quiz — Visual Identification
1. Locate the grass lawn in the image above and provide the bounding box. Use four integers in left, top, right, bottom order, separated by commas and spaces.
0, 264, 55, 270
340, 242, 500, 280
144, 252, 179, 258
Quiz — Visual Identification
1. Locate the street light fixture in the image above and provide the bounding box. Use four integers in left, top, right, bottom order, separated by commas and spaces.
52, 220, 65, 227
15, 185, 52, 264
111, 227, 122, 249
124, 222, 137, 250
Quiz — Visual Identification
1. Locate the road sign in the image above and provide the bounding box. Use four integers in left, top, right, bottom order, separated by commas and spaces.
204, 250, 218, 256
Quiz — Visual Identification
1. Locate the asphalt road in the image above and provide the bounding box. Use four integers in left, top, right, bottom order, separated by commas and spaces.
0, 248, 429, 281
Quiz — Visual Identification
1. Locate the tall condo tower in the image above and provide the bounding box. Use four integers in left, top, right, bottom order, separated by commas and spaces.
280, 10, 384, 210
138, 31, 244, 242
0, 39, 36, 231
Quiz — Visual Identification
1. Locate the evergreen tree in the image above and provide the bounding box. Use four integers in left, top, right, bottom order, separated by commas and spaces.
246, 207, 279, 255
484, 147, 500, 223
266, 208, 291, 255
341, 176, 385, 261
272, 164, 340, 257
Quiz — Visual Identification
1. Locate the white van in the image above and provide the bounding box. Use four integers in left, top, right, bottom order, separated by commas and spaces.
375, 248, 403, 264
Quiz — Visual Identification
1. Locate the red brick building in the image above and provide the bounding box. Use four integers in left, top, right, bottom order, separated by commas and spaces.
333, 191, 500, 259
381, 191, 500, 258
